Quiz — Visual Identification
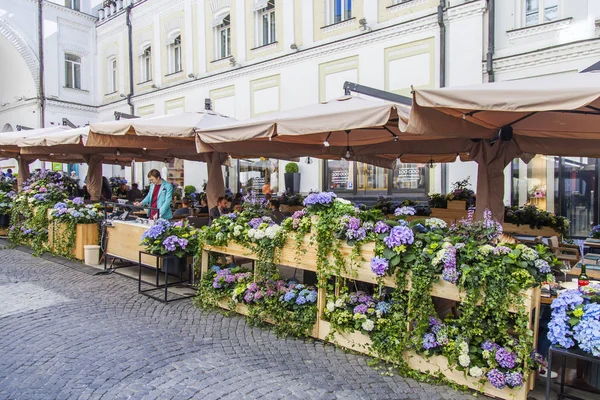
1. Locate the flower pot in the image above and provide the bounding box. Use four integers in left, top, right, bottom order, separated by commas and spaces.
162, 256, 188, 275
447, 200, 467, 210
0, 213, 10, 228
284, 172, 301, 194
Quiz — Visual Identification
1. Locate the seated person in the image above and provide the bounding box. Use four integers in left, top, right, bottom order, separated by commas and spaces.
209, 196, 229, 224
231, 200, 242, 213
173, 197, 192, 217
197, 198, 209, 214
269, 199, 286, 224
116, 183, 129, 198
127, 183, 143, 203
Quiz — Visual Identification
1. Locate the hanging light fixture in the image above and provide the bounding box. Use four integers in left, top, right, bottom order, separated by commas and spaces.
116, 149, 121, 156
343, 130, 354, 160
428, 157, 436, 169
323, 132, 332, 147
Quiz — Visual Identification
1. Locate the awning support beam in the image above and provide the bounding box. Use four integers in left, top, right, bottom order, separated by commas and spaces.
343, 81, 412, 106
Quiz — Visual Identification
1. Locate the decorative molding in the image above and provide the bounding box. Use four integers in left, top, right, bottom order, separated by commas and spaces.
506, 18, 572, 43
41, 0, 98, 22
387, 0, 429, 13
46, 100, 98, 114
57, 17, 93, 34
63, 87, 90, 95
486, 38, 600, 74
250, 42, 278, 55
210, 0, 231, 14
162, 15, 184, 35
0, 19, 40, 90
320, 18, 356, 33
60, 43, 90, 57
446, 0, 487, 22
0, 99, 39, 114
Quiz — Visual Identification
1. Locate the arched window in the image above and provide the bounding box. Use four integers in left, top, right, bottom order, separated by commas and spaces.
141, 46, 152, 82
65, 53, 82, 89
168, 35, 182, 74
216, 14, 231, 59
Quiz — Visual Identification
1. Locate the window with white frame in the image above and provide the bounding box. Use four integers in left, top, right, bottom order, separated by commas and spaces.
64, 53, 81, 89
141, 46, 152, 82
256, 1, 276, 47
326, 0, 352, 25
108, 58, 117, 93
168, 35, 182, 74
216, 15, 232, 59
66, 0, 80, 11
525, 0, 559, 26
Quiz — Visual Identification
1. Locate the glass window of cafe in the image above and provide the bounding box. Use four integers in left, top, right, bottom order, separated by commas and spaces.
325, 160, 428, 196
510, 155, 599, 237
237, 158, 279, 194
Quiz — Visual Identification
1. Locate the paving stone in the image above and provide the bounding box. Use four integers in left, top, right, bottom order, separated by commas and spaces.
0, 249, 479, 400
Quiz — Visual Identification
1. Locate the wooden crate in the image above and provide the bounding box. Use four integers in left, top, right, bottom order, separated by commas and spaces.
502, 223, 559, 238
447, 200, 467, 210
48, 222, 99, 260
429, 208, 468, 225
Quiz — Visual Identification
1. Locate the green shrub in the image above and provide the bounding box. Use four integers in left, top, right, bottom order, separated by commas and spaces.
184, 185, 197, 196
285, 162, 299, 174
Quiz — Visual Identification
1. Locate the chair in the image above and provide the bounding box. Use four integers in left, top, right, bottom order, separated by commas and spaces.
187, 216, 209, 228
548, 236, 581, 266
516, 236, 543, 248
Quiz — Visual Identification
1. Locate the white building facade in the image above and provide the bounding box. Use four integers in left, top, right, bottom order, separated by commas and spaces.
1, 0, 600, 234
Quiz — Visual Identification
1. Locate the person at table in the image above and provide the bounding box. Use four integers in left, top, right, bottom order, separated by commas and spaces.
209, 196, 229, 224
127, 183, 143, 203
116, 183, 129, 198
197, 197, 208, 214
101, 176, 112, 201
268, 199, 286, 224
173, 197, 192, 217
134, 169, 173, 220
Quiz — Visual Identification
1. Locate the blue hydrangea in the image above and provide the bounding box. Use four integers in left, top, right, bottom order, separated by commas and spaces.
54, 202, 67, 209
283, 291, 296, 302
306, 291, 317, 303
210, 265, 221, 273
573, 318, 600, 357
422, 333, 439, 350
375, 301, 391, 314
295, 296, 307, 305
303, 192, 336, 206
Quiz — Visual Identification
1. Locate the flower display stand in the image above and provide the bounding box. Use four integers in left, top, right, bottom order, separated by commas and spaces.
501, 223, 560, 238
201, 238, 540, 400
48, 221, 99, 260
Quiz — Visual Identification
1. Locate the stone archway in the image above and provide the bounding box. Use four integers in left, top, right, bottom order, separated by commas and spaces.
0, 18, 40, 89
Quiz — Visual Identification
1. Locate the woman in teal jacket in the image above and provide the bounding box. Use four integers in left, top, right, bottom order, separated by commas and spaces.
134, 169, 173, 220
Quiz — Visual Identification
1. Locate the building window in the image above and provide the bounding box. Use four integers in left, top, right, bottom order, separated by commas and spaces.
64, 54, 81, 89
216, 15, 232, 59
168, 35, 182, 74
326, 160, 354, 191
108, 58, 117, 93
66, 0, 80, 11
525, 0, 558, 26
326, 0, 352, 25
392, 163, 427, 191
141, 46, 152, 82
256, 1, 276, 47
238, 158, 278, 195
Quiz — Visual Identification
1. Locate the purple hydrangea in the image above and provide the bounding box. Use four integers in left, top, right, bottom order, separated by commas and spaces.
295, 296, 307, 305
248, 218, 262, 229
141, 219, 170, 240
494, 245, 511, 255
505, 371, 523, 388
283, 291, 296, 302
495, 348, 517, 369
291, 209, 305, 219
441, 245, 458, 284
394, 206, 415, 216
72, 197, 84, 205
303, 192, 337, 207
429, 317, 442, 327
487, 369, 506, 389
383, 225, 414, 248
423, 333, 439, 350
162, 235, 188, 252
347, 227, 367, 241
353, 304, 368, 314
482, 340, 500, 352
347, 217, 361, 230
535, 259, 551, 273
54, 202, 67, 209
374, 221, 390, 234
370, 256, 389, 277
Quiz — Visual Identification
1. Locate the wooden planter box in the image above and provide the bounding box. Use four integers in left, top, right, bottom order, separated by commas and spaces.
48, 221, 99, 260
502, 223, 560, 238
447, 200, 467, 210
280, 205, 304, 214
201, 233, 540, 400
0, 227, 8, 237
429, 208, 468, 225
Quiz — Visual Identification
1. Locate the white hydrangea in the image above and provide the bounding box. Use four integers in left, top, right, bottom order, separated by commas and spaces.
216, 232, 224, 242
361, 319, 375, 331
469, 366, 483, 378
517, 244, 539, 261
479, 245, 494, 256
424, 218, 447, 230
326, 301, 335, 312
458, 354, 471, 368
265, 225, 281, 239
233, 225, 243, 237
247, 229, 256, 239
459, 341, 469, 354
335, 298, 345, 308
253, 229, 266, 240
335, 198, 352, 205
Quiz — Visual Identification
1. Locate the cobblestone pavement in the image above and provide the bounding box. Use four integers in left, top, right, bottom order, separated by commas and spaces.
0, 249, 478, 400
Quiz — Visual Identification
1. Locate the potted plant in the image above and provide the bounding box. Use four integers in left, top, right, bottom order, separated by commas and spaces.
0, 190, 15, 229
279, 190, 304, 213
284, 162, 301, 194
140, 219, 199, 274
445, 177, 476, 210
428, 193, 447, 209
49, 198, 102, 259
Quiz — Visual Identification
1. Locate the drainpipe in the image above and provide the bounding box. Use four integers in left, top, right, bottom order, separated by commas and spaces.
438, 0, 448, 193
126, 4, 134, 115
38, 0, 45, 127
486, 0, 495, 82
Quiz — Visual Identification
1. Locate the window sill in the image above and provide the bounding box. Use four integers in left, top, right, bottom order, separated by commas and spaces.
164, 70, 183, 77
211, 56, 233, 64
506, 17, 572, 40
63, 86, 89, 94
104, 91, 118, 96
137, 80, 153, 85
387, 0, 427, 12
320, 17, 356, 33
250, 41, 278, 54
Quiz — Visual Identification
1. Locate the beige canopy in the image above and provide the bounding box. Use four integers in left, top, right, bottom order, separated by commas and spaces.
403, 72, 600, 220
88, 111, 234, 208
